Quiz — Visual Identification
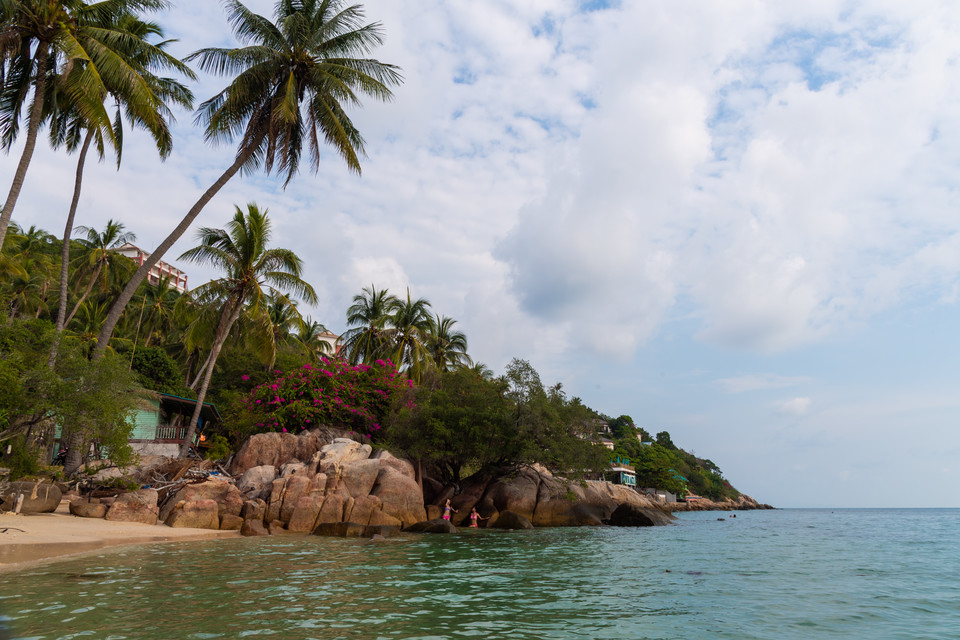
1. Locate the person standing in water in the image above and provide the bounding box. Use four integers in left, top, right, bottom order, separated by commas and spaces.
442, 499, 457, 521
469, 507, 489, 528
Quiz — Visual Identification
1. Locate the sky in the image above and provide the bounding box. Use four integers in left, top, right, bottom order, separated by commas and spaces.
3, 0, 960, 508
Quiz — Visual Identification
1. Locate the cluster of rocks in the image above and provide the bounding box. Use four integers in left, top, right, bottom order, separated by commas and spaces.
53, 432, 425, 537
669, 494, 774, 511
4, 428, 772, 537
427, 464, 675, 528
229, 433, 426, 536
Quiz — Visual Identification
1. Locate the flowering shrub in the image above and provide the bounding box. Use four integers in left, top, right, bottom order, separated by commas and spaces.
233, 358, 408, 440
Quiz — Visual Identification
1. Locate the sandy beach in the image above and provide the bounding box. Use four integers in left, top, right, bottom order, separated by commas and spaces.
0, 502, 239, 571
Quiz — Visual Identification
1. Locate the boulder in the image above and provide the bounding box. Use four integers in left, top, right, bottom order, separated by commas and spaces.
372, 450, 416, 480
405, 518, 458, 534
264, 478, 287, 523
240, 499, 267, 521
491, 510, 534, 530
105, 499, 159, 525
158, 479, 242, 522
316, 439, 373, 473
268, 519, 287, 535
314, 494, 345, 525
279, 474, 312, 523
344, 494, 382, 526
220, 514, 244, 530
230, 430, 331, 475
279, 462, 307, 477
337, 459, 382, 499
115, 489, 159, 509
241, 519, 269, 537
609, 503, 665, 527
483, 469, 540, 520
287, 495, 324, 533
370, 466, 426, 527
70, 501, 108, 519
0, 481, 62, 514
166, 499, 220, 529
237, 465, 277, 500
367, 510, 402, 527
312, 522, 400, 538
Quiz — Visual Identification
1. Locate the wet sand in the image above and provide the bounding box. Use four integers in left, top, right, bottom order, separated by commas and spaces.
0, 502, 239, 571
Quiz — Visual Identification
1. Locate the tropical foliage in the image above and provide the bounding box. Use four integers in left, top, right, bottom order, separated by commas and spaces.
228, 357, 408, 444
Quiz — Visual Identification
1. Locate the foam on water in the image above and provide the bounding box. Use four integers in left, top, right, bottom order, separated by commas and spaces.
1, 509, 958, 639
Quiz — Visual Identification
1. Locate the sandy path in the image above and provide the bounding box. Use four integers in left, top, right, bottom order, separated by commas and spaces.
0, 502, 240, 571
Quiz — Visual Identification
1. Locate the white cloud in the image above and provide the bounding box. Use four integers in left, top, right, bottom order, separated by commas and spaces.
778, 397, 812, 416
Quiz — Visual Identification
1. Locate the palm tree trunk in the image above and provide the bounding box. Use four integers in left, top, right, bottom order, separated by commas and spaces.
189, 349, 214, 391
179, 298, 244, 457
0, 43, 49, 251
92, 144, 260, 360
49, 130, 95, 368
65, 263, 102, 326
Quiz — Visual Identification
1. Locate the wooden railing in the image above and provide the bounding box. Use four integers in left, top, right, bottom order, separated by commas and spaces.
155, 425, 189, 441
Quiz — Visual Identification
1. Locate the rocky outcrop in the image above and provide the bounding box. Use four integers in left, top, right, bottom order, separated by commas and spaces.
158, 478, 242, 522
230, 429, 340, 475
608, 503, 658, 526
490, 510, 534, 530
69, 500, 108, 518
438, 465, 674, 528
405, 518, 458, 534
313, 522, 402, 538
669, 494, 773, 512
166, 499, 220, 529
210, 436, 427, 535
0, 481, 62, 514
105, 489, 160, 525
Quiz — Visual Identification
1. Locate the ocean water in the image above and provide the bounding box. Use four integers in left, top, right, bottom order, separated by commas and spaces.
1, 509, 957, 640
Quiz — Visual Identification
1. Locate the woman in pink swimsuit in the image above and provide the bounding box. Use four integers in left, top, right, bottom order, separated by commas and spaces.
442, 499, 457, 521
469, 507, 488, 528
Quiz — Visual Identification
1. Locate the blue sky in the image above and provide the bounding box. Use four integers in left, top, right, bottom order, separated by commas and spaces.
3, 0, 959, 507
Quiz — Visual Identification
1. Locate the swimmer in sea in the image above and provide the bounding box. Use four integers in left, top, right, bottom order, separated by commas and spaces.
469, 507, 489, 528
442, 499, 457, 521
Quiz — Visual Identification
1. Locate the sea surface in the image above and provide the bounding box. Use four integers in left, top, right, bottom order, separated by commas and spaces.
1, 508, 958, 640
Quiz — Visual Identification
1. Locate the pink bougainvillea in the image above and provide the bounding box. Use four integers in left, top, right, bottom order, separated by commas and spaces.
234, 358, 410, 440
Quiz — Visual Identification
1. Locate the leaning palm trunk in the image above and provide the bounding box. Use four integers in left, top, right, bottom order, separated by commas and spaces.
178, 297, 244, 457
0, 44, 49, 251
92, 144, 259, 359
189, 349, 216, 391
51, 129, 96, 366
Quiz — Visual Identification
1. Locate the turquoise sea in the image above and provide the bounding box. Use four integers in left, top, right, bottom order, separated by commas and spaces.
1, 508, 958, 640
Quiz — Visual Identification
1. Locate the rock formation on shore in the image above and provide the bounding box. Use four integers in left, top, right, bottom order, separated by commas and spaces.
34, 428, 771, 536
425, 464, 674, 528
669, 494, 773, 511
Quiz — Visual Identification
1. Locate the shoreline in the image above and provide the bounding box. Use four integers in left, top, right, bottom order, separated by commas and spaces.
0, 502, 240, 573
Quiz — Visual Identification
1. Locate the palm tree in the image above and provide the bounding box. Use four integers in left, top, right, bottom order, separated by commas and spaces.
130, 273, 179, 350
0, 0, 176, 249
296, 316, 334, 361
386, 288, 432, 382
245, 290, 306, 370
469, 362, 495, 380
176, 203, 317, 456
1, 223, 56, 319
342, 284, 397, 364
92, 0, 402, 358
66, 220, 136, 326
426, 314, 471, 372
48, 14, 194, 366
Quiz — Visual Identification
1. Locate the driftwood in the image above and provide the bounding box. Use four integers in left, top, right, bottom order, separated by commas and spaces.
0, 527, 26, 534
